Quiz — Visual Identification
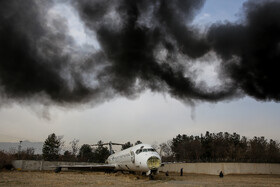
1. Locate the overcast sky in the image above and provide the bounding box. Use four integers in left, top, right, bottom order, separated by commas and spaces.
0, 0, 279, 148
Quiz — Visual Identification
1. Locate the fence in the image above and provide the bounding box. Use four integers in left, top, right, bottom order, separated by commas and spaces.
12, 160, 93, 171
12, 160, 280, 175
159, 162, 280, 175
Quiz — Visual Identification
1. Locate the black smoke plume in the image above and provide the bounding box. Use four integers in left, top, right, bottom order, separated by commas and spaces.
208, 0, 280, 101
0, 0, 279, 107
0, 0, 108, 106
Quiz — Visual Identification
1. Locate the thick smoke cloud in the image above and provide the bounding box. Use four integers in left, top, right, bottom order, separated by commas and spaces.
208, 1, 280, 101
0, 0, 279, 107
0, 0, 99, 104
73, 0, 236, 103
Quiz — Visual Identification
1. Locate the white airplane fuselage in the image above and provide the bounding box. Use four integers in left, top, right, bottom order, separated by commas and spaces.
107, 144, 161, 175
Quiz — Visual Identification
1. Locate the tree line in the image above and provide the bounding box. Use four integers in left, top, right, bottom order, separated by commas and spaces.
41, 132, 280, 163
160, 131, 280, 163
41, 133, 142, 162
1, 131, 279, 169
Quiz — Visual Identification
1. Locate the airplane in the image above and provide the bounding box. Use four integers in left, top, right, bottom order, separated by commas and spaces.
54, 142, 162, 178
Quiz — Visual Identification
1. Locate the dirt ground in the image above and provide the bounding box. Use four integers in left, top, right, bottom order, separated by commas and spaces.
0, 171, 280, 187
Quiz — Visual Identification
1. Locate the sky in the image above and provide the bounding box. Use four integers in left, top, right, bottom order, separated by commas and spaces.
0, 0, 280, 149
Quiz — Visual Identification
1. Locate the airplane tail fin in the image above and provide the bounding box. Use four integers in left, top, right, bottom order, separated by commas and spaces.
91, 141, 124, 155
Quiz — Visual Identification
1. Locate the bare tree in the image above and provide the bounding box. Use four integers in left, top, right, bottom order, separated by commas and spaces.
151, 141, 159, 151
70, 139, 79, 156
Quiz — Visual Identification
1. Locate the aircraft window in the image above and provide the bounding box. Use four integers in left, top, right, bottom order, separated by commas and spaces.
137, 148, 157, 153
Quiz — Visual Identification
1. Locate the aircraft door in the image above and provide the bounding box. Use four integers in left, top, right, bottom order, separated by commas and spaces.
130, 151, 135, 163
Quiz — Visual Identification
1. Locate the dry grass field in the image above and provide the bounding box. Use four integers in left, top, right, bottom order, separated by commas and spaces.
0, 171, 280, 187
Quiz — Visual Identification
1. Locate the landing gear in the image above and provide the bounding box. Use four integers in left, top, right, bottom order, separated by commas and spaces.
146, 170, 157, 180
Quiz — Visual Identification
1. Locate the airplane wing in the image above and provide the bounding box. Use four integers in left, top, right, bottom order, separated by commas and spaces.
52, 164, 116, 173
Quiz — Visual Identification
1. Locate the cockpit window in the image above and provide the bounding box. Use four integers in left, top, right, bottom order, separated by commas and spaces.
136, 148, 156, 154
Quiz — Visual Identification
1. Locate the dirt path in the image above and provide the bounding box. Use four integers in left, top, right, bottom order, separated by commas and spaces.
0, 171, 280, 187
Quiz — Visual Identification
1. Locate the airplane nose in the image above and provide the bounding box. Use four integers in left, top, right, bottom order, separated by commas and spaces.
147, 156, 161, 170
